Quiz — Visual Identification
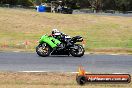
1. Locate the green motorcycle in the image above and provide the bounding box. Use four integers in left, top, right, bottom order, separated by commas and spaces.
36, 34, 85, 57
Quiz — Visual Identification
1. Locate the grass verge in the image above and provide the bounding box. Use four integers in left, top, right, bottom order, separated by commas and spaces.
0, 72, 131, 88
0, 7, 132, 54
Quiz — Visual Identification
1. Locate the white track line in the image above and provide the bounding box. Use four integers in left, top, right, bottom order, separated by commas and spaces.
19, 71, 49, 73
13, 51, 20, 52
19, 71, 79, 73
18, 71, 129, 75
110, 54, 120, 55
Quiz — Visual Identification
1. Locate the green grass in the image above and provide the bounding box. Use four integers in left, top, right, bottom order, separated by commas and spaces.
0, 7, 132, 53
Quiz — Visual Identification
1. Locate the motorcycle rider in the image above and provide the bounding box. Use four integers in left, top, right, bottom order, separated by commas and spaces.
51, 29, 72, 49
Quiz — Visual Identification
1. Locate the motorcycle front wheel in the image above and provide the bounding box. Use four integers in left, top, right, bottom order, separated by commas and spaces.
36, 43, 51, 57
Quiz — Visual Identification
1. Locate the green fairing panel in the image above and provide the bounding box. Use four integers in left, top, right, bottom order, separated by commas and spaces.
39, 35, 61, 48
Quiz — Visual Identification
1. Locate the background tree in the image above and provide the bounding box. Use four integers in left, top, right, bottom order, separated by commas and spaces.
102, 0, 116, 10
88, 0, 103, 12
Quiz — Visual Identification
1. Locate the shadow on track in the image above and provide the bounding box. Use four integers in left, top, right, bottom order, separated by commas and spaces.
36, 54, 86, 58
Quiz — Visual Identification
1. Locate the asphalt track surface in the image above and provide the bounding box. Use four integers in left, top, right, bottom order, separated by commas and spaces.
0, 52, 132, 73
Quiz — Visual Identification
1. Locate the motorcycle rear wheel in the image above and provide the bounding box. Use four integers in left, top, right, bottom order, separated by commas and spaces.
70, 44, 85, 57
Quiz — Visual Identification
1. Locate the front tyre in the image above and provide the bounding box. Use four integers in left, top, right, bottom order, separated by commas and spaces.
36, 43, 51, 57
70, 44, 85, 57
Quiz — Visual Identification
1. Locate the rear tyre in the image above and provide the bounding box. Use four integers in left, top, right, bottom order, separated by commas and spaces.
70, 44, 85, 57
36, 43, 51, 57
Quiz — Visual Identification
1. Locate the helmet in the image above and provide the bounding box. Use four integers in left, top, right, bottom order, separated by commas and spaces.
52, 28, 60, 33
